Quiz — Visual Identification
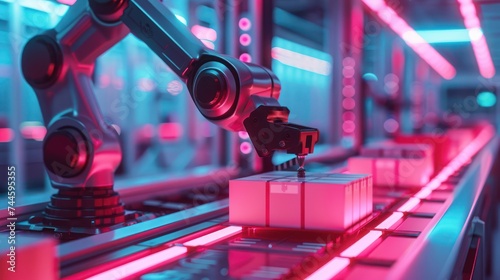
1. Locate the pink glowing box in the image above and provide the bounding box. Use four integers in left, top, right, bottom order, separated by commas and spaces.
348, 143, 433, 187
229, 172, 372, 231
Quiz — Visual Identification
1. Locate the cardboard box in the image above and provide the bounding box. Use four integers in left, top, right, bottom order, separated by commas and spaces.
395, 134, 454, 172
348, 155, 433, 187
229, 172, 373, 231
269, 178, 304, 228
303, 178, 353, 231
326, 173, 373, 218
361, 142, 433, 160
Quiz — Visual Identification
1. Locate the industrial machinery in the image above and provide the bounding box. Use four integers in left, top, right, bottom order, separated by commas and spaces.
0, 0, 499, 279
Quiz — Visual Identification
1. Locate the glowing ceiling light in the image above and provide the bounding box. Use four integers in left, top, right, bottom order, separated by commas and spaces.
363, 0, 456, 80
272, 47, 331, 76
457, 0, 495, 78
416, 29, 471, 44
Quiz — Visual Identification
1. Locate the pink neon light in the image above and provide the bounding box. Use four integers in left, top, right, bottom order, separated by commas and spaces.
239, 17, 252, 31
340, 230, 383, 257
305, 257, 350, 280
112, 78, 124, 90
167, 80, 183, 95
457, 0, 495, 78
414, 188, 432, 199
383, 118, 399, 133
138, 77, 155, 92
158, 123, 183, 141
397, 197, 421, 212
375, 212, 404, 230
239, 34, 252, 46
342, 98, 356, 110
363, 0, 456, 79
201, 40, 215, 50
238, 131, 250, 139
86, 246, 187, 280
21, 126, 47, 141
138, 124, 155, 140
0, 128, 13, 142
272, 47, 331, 75
342, 111, 356, 121
57, 0, 76, 5
342, 86, 355, 97
99, 74, 111, 88
239, 142, 253, 155
342, 121, 356, 134
183, 226, 242, 247
191, 25, 217, 42
239, 53, 252, 63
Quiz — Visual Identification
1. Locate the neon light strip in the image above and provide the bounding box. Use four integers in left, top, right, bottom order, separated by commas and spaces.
375, 212, 404, 230
457, 0, 495, 78
414, 188, 432, 199
363, 0, 456, 79
20, 126, 46, 141
183, 226, 242, 247
416, 29, 471, 44
86, 246, 188, 280
0, 128, 14, 142
57, 0, 76, 5
305, 257, 350, 280
397, 197, 421, 212
271, 47, 331, 76
340, 230, 383, 258
2, 0, 70, 16
415, 126, 494, 198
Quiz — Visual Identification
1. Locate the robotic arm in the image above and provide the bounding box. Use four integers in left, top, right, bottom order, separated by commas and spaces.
21, 0, 319, 190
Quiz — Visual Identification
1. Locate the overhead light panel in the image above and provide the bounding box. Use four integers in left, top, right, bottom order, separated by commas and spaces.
457, 0, 495, 78
416, 29, 471, 44
363, 0, 456, 80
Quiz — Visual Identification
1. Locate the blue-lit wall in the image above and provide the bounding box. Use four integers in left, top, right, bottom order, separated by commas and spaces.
271, 37, 333, 144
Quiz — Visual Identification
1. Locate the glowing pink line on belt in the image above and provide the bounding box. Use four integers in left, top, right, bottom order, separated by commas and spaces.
86, 246, 187, 280
375, 212, 404, 230
183, 226, 242, 247
340, 230, 383, 258
305, 257, 350, 280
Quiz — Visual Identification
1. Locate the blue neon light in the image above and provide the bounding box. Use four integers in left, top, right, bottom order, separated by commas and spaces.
415, 29, 471, 44
477, 91, 496, 107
